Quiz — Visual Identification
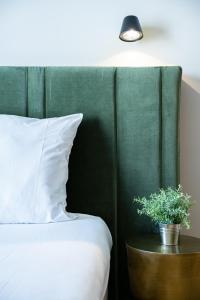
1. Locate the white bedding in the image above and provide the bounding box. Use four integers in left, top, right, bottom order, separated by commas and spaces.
0, 214, 112, 300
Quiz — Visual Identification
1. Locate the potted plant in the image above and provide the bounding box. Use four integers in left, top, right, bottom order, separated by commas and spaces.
133, 185, 193, 245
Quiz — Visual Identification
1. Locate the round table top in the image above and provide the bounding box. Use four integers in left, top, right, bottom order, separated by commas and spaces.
127, 234, 200, 254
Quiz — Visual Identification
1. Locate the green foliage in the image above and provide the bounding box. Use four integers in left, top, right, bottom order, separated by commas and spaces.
133, 185, 193, 229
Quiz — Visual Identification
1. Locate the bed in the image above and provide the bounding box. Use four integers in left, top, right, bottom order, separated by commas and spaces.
0, 66, 181, 299
0, 214, 112, 300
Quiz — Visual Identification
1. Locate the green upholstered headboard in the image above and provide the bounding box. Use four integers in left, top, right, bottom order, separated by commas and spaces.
0, 66, 181, 299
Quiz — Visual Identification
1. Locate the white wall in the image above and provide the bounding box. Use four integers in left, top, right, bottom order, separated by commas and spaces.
0, 0, 200, 236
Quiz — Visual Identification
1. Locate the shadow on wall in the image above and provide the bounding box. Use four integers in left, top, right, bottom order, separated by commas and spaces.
180, 77, 200, 238
142, 26, 169, 41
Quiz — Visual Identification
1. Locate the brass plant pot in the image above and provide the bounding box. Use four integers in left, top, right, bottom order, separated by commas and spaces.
159, 223, 181, 245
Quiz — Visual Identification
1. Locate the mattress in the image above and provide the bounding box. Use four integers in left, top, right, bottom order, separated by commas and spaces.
0, 214, 112, 300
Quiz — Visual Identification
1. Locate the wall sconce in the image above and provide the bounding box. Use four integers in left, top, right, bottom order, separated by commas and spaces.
119, 15, 143, 42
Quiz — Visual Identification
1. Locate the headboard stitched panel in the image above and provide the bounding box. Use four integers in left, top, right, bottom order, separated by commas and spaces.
0, 66, 182, 299
116, 67, 181, 298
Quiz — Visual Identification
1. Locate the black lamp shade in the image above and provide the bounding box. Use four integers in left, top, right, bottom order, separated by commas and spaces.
119, 15, 143, 42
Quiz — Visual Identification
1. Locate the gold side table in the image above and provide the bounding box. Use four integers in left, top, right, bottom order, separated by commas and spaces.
127, 235, 200, 300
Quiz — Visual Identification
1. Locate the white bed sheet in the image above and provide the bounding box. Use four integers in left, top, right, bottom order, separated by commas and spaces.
0, 214, 112, 300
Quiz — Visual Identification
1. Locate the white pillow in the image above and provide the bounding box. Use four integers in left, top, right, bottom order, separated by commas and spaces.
0, 113, 83, 223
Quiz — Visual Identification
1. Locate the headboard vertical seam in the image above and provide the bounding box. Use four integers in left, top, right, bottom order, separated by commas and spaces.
25, 67, 29, 117
176, 68, 182, 185
160, 67, 163, 188
113, 67, 119, 300
43, 67, 47, 118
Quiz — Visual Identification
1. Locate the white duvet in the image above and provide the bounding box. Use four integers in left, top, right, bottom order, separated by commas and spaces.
0, 214, 112, 300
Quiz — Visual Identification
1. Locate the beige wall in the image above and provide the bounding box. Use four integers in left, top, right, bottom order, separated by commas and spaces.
0, 0, 199, 236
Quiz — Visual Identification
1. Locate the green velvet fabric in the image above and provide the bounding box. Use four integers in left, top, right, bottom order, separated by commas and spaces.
0, 67, 27, 115
0, 66, 181, 299
116, 67, 181, 298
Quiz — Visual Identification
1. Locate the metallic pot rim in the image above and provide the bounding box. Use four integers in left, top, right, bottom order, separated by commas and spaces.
159, 223, 181, 229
